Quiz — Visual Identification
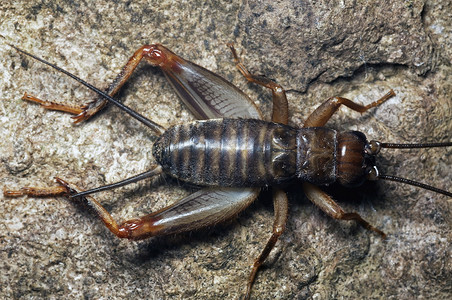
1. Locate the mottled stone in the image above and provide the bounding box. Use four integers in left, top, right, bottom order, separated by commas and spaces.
237, 0, 434, 91
0, 1, 450, 299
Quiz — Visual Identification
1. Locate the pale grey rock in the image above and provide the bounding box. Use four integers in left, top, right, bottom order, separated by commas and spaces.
0, 1, 450, 299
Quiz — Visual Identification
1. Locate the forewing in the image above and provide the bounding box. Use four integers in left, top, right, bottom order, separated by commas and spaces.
164, 60, 262, 120
145, 187, 260, 236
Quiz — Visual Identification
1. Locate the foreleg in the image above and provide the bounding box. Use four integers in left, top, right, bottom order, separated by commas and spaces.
302, 182, 386, 238
303, 90, 395, 127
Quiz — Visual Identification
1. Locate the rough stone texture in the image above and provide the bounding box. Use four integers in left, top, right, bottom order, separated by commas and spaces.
237, 0, 436, 91
0, 1, 450, 299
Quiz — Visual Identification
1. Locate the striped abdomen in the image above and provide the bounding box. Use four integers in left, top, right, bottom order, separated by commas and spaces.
152, 119, 298, 187
152, 119, 370, 187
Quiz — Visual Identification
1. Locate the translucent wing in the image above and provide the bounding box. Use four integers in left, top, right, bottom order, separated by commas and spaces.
143, 187, 261, 236
164, 60, 263, 120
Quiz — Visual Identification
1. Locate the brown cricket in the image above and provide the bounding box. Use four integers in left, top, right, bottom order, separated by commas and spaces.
4, 43, 451, 299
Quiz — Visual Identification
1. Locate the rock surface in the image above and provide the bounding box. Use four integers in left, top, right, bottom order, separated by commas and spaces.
0, 1, 450, 299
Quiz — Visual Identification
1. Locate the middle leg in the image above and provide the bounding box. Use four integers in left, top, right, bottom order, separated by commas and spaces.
245, 188, 289, 300
228, 44, 289, 124
230, 44, 292, 298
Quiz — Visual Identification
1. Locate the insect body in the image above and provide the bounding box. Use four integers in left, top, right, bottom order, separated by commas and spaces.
4, 43, 451, 299
154, 118, 371, 188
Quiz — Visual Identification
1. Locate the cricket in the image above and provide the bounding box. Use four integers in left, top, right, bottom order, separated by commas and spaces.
3, 42, 451, 299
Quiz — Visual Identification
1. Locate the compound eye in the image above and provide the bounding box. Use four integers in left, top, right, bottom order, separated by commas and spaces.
366, 166, 379, 181
366, 140, 381, 155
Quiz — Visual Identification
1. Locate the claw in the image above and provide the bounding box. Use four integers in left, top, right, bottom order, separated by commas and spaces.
71, 100, 107, 123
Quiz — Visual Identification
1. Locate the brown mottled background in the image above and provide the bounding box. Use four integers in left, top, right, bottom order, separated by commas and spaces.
0, 1, 450, 299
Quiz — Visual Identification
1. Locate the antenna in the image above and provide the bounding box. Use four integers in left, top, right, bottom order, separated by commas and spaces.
367, 141, 452, 197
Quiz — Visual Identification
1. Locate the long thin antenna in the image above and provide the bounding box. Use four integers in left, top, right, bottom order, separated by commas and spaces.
8, 44, 165, 135
369, 140, 452, 197
378, 174, 451, 197
380, 142, 452, 149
